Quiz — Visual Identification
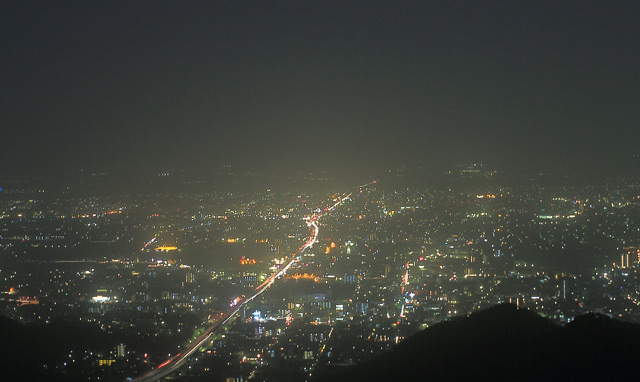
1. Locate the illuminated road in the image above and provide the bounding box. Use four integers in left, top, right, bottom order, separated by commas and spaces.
399, 262, 410, 322
129, 193, 351, 382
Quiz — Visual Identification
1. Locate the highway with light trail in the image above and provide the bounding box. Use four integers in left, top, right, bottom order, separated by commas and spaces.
129, 192, 352, 381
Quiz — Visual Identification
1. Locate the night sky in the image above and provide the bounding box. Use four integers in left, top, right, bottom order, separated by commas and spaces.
2, 1, 639, 177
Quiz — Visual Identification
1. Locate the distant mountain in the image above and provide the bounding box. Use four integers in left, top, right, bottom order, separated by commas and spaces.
318, 304, 640, 381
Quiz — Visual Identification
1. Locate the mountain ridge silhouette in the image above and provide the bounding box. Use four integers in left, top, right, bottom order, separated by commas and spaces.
317, 304, 640, 381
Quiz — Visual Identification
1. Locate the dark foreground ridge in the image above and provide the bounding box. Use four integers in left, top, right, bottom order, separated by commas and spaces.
316, 304, 640, 382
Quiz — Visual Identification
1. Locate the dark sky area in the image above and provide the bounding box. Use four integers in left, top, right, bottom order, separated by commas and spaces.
1, 1, 639, 177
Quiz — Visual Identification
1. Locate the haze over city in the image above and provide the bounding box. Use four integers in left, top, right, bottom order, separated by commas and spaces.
1, 1, 640, 381
3, 1, 639, 177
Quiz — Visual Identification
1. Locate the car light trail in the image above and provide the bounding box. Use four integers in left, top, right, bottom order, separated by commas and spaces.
129, 192, 353, 382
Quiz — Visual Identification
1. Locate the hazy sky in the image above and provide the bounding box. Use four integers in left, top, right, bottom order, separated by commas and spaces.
2, 1, 639, 176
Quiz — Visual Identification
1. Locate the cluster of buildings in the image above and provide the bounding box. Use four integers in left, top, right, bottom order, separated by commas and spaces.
1, 167, 639, 380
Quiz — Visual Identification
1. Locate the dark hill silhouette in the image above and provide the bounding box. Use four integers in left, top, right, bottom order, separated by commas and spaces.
0, 315, 114, 381
317, 304, 640, 382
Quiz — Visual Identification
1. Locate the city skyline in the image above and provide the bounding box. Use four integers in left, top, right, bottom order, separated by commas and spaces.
2, 167, 640, 381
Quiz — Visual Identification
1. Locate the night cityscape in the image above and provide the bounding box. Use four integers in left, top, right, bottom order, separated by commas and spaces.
2, 1, 640, 381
